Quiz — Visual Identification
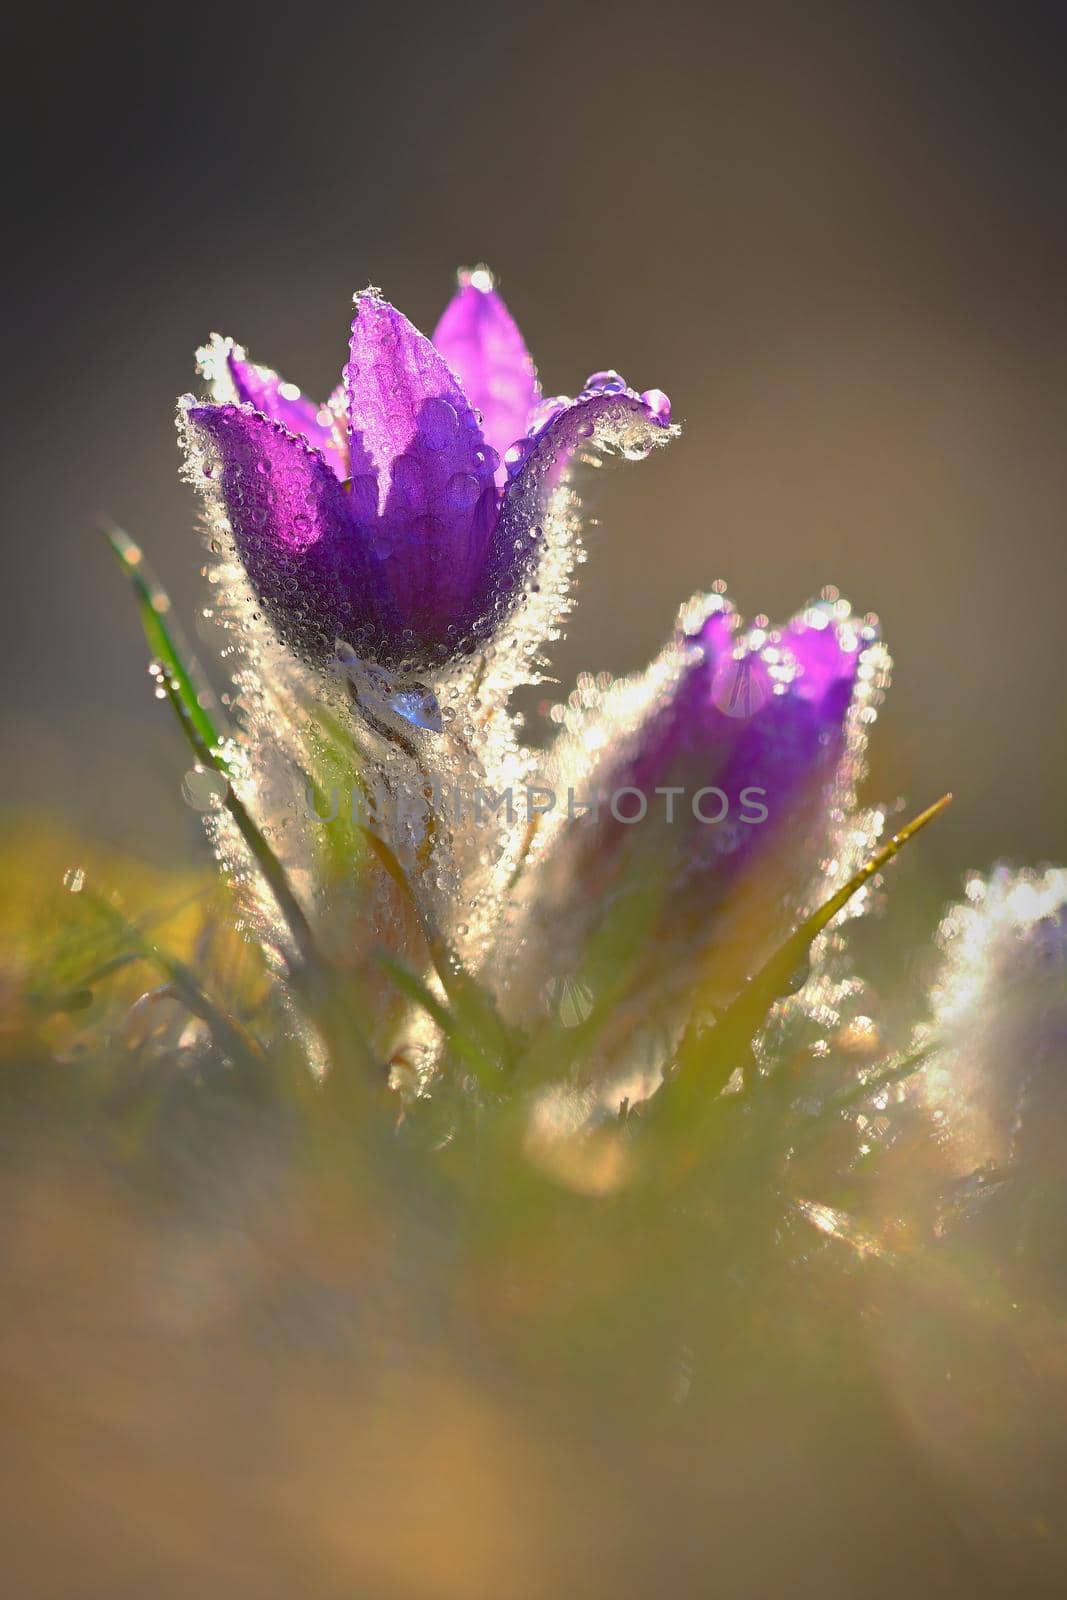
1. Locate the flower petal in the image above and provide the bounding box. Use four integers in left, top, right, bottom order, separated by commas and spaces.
493, 386, 675, 582
509, 381, 672, 483
781, 599, 864, 713
197, 334, 346, 475
345, 293, 500, 654
226, 349, 333, 448
183, 401, 397, 660
431, 268, 540, 469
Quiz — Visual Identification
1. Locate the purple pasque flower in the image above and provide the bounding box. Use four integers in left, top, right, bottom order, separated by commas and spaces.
182, 268, 672, 673
504, 591, 885, 1025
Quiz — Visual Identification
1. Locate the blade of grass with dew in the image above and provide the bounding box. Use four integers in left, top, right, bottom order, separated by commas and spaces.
104, 525, 228, 767
158, 646, 381, 1085
158, 670, 323, 971
654, 794, 954, 1131
106, 527, 388, 1085
106, 523, 320, 966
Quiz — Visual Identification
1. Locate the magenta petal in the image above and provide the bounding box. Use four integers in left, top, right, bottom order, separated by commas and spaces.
431, 269, 540, 469
681, 600, 736, 657
184, 402, 396, 660
782, 602, 863, 713
345, 294, 500, 651
497, 387, 673, 547
224, 348, 345, 474
440, 388, 675, 661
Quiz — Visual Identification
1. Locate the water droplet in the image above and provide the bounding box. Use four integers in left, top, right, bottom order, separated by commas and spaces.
418, 397, 458, 449
446, 472, 480, 509
710, 652, 772, 719
584, 369, 627, 394
388, 685, 443, 733
641, 387, 671, 423
391, 454, 425, 505
182, 767, 227, 811
542, 976, 595, 1028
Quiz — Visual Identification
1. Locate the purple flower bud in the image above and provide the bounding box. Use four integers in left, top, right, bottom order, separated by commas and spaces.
500, 592, 887, 1027
182, 271, 673, 673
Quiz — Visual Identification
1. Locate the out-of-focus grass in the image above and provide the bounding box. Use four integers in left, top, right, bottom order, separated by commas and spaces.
0, 812, 266, 1071
3, 811, 1067, 1597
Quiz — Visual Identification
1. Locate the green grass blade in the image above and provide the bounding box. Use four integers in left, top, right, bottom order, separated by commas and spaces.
160, 673, 321, 972
663, 793, 953, 1117
104, 524, 228, 768
375, 952, 498, 1081
105, 524, 321, 972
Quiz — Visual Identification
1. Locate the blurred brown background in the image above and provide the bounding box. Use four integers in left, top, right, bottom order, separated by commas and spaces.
3, 0, 1065, 890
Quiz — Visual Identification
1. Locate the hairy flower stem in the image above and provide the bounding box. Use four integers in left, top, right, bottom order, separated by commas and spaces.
356, 824, 514, 1081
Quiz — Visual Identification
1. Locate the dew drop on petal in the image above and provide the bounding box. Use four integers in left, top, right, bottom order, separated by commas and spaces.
584, 370, 627, 394
710, 651, 773, 719
446, 471, 481, 509
391, 453, 425, 507
418, 397, 458, 449
641, 387, 672, 423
